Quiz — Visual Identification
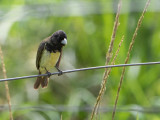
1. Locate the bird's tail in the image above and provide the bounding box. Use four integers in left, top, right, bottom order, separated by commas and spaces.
34, 76, 42, 89
34, 71, 49, 89
40, 76, 49, 88
34, 76, 49, 89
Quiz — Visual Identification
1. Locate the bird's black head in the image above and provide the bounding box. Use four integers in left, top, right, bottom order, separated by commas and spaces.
51, 30, 67, 46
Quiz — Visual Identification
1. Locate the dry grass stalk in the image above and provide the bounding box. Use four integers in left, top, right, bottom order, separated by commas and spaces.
106, 0, 122, 66
0, 45, 13, 120
90, 36, 124, 120
96, 36, 124, 119
61, 113, 63, 120
112, 0, 151, 120
90, 0, 122, 119
97, 36, 124, 115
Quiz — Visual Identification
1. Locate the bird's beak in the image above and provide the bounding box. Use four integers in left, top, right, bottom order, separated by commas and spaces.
61, 38, 67, 45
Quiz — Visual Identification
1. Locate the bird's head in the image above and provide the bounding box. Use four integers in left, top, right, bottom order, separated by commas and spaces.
51, 30, 67, 46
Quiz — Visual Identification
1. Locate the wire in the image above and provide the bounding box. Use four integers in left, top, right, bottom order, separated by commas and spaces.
0, 61, 160, 82
1, 104, 160, 113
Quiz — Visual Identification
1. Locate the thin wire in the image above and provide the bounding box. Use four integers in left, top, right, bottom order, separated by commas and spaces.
0, 105, 160, 113
0, 61, 160, 82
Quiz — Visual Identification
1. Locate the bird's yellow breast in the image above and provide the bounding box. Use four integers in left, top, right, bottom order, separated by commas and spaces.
39, 50, 60, 73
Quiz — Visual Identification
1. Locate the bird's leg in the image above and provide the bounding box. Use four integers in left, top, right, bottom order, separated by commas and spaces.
55, 66, 63, 76
45, 68, 51, 77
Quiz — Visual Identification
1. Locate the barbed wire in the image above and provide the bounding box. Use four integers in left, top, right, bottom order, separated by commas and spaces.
0, 104, 160, 113
0, 61, 160, 82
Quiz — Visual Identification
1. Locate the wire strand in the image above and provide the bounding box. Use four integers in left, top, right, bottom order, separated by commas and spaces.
0, 61, 160, 82
0, 104, 160, 113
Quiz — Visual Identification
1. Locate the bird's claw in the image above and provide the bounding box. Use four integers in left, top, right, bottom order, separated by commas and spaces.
56, 67, 63, 76
58, 70, 63, 76
46, 71, 52, 77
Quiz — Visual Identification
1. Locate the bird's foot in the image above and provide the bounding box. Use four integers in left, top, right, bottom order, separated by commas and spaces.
46, 71, 52, 77
58, 70, 63, 76
45, 68, 51, 77
56, 67, 63, 76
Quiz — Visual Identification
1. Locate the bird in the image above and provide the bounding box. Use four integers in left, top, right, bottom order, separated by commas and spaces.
34, 30, 67, 89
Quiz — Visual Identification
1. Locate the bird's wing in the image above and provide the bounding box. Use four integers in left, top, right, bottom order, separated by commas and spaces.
36, 36, 51, 69
36, 41, 46, 70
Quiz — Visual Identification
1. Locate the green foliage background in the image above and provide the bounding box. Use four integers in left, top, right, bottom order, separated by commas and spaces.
0, 0, 160, 120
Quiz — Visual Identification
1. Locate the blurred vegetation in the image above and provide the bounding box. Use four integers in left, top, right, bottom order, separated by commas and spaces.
0, 0, 160, 120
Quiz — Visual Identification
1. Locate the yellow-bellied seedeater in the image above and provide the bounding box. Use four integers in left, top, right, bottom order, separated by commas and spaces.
34, 30, 67, 89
